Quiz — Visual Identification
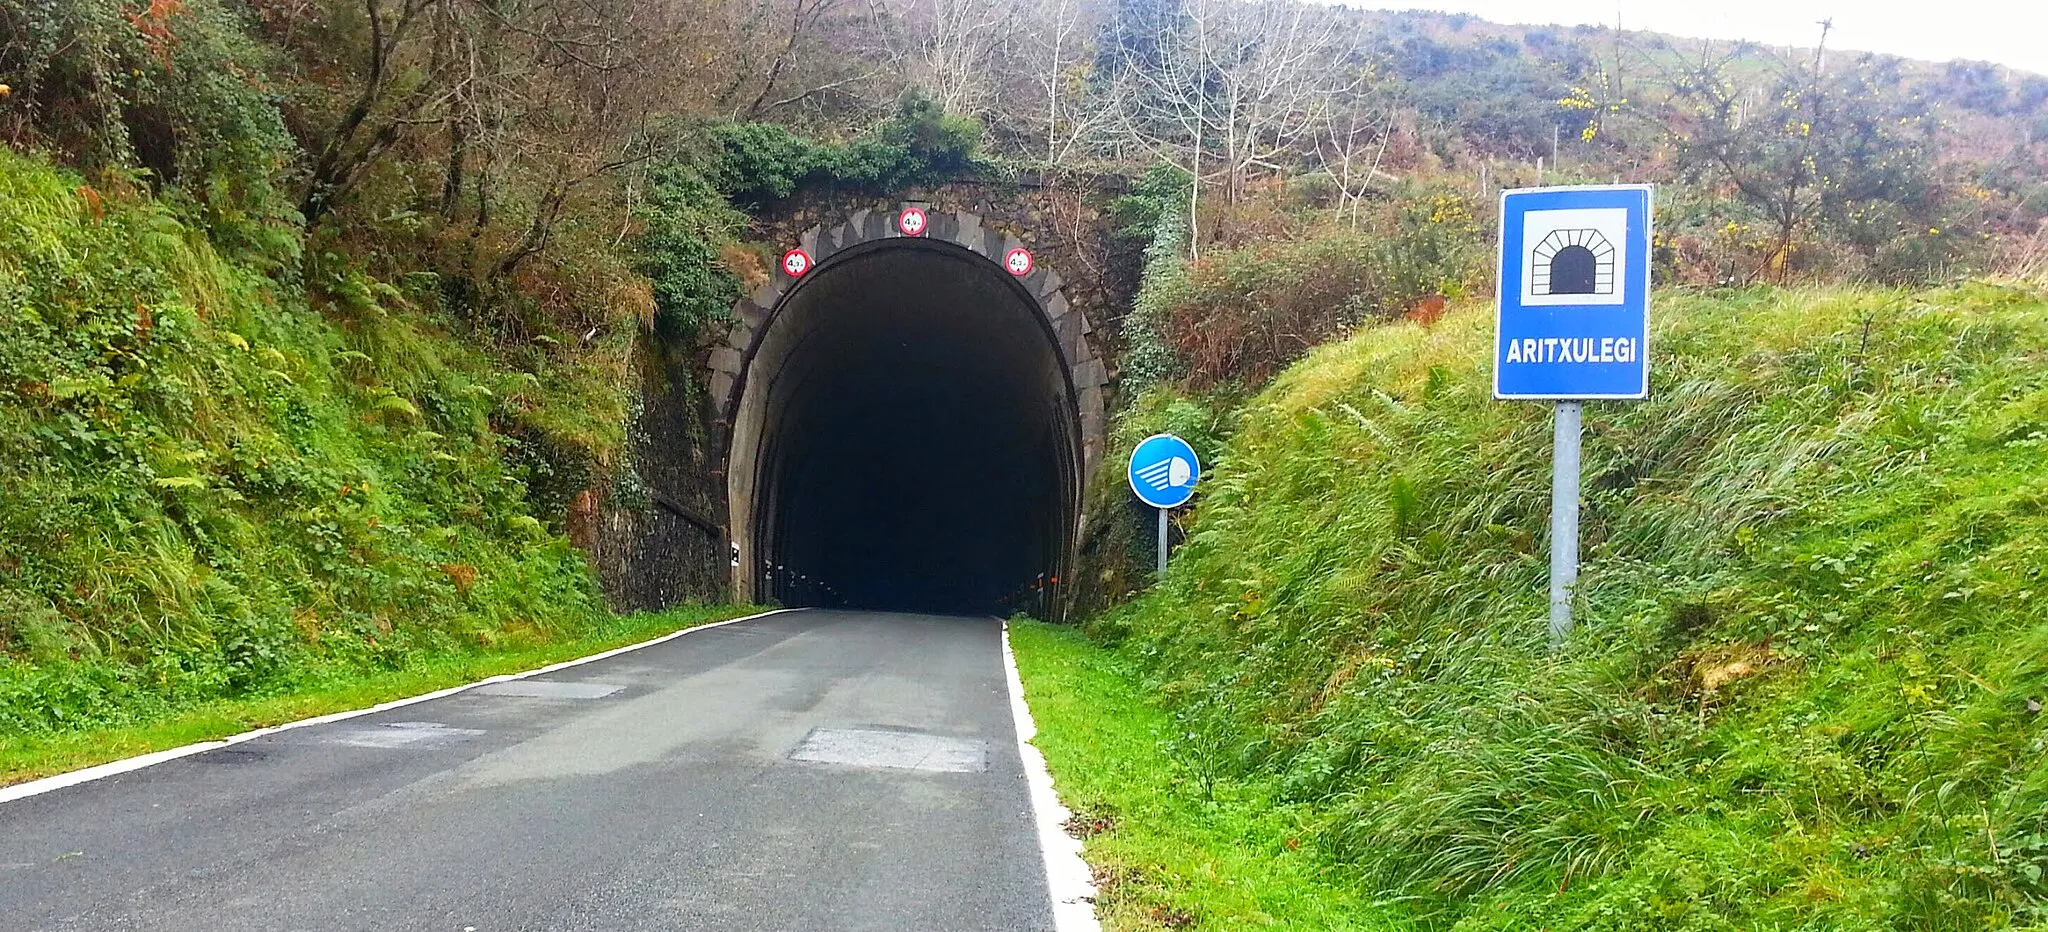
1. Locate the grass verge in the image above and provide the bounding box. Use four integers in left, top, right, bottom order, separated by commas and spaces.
1009, 618, 1402, 930
1, 604, 761, 788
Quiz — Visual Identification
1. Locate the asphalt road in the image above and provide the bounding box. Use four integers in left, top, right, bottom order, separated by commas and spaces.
0, 610, 1056, 931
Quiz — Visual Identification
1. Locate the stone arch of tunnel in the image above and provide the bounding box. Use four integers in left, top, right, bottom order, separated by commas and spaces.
709, 208, 1109, 618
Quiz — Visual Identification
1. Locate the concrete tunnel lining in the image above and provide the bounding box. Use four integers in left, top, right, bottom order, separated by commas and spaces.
723, 234, 1088, 616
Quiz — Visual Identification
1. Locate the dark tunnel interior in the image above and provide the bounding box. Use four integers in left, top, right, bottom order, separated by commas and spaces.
735, 239, 1079, 617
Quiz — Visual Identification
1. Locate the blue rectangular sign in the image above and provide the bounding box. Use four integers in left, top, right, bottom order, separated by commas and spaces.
1493, 185, 1652, 400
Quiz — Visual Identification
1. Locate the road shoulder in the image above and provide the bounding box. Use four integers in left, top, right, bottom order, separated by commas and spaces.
0, 606, 782, 799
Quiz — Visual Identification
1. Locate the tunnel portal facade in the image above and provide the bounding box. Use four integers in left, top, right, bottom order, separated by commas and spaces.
708, 208, 1110, 618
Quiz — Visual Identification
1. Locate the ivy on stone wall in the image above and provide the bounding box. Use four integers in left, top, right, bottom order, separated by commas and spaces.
636, 164, 747, 346
1116, 165, 1196, 393
708, 93, 990, 212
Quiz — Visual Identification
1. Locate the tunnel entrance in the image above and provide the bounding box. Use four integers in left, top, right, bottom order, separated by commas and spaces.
725, 237, 1082, 617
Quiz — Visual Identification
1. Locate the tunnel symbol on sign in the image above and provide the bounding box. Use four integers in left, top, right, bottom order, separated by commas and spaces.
1518, 206, 1629, 307
1530, 229, 1616, 296
1134, 456, 1192, 492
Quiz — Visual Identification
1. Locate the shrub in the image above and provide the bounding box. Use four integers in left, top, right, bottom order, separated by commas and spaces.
706, 122, 822, 210
1119, 204, 1193, 391
706, 92, 989, 210
0, 0, 299, 260
636, 163, 747, 345
1148, 193, 1482, 390
1106, 162, 1193, 242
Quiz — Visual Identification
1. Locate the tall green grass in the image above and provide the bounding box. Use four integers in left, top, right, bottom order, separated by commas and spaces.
1009, 619, 1403, 930
0, 151, 627, 738
1096, 283, 2048, 927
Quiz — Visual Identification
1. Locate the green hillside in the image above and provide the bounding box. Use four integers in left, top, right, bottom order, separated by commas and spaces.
1080, 283, 2048, 927
0, 151, 625, 741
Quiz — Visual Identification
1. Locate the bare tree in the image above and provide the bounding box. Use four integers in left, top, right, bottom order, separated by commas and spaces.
1108, 0, 1366, 254
901, 0, 1016, 118
712, 0, 884, 120
300, 0, 450, 226
1317, 102, 1394, 230
1019, 0, 1121, 165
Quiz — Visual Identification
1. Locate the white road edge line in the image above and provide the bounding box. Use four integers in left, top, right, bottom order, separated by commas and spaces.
1001, 619, 1102, 932
0, 607, 800, 806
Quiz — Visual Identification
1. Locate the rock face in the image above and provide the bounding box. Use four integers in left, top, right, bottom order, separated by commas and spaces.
587, 173, 1142, 612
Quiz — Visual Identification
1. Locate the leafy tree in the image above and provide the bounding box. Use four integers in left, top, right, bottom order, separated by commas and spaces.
1663, 30, 1949, 282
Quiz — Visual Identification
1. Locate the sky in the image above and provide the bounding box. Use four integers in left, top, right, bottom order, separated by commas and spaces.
1349, 1, 2048, 75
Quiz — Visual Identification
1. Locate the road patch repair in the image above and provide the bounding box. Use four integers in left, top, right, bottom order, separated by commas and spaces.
790, 726, 991, 773
0, 609, 1099, 932
286, 721, 488, 750
473, 680, 628, 699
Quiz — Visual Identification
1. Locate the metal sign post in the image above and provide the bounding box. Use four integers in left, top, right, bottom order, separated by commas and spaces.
1157, 507, 1170, 578
1494, 185, 1653, 649
1549, 401, 1582, 646
1128, 434, 1201, 580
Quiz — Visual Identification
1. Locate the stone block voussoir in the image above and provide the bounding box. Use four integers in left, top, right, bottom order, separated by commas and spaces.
708, 372, 735, 412
1032, 269, 1065, 300
1041, 292, 1071, 322
1072, 357, 1108, 389
954, 224, 987, 255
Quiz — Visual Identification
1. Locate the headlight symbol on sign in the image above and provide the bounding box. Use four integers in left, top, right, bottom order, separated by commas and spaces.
1127, 434, 1200, 509
1134, 456, 1192, 492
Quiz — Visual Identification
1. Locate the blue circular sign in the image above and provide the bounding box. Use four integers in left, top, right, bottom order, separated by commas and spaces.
1128, 433, 1201, 509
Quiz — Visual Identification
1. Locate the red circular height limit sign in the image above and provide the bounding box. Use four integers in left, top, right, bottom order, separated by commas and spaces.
781, 248, 811, 277
1004, 247, 1033, 276
897, 206, 928, 236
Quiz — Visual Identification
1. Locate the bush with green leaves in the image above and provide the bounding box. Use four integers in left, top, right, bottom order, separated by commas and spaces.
1096, 282, 2048, 926
636, 163, 747, 345
1133, 189, 1482, 391
706, 94, 989, 211
1118, 205, 1193, 392
1107, 162, 1196, 244
0, 0, 299, 263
